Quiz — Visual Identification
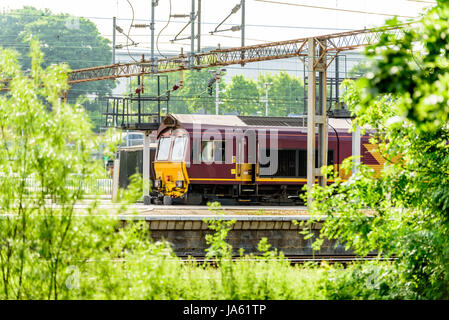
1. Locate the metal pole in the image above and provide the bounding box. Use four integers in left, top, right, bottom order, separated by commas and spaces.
126, 130, 129, 147
137, 76, 141, 124
143, 132, 151, 204
241, 0, 245, 66
190, 0, 195, 69
158, 75, 161, 118
318, 42, 328, 188
265, 84, 269, 116
335, 55, 339, 107
146, 0, 157, 202
216, 73, 219, 115
307, 38, 316, 203
112, 158, 120, 202
352, 123, 361, 175
307, 38, 328, 207
303, 66, 306, 114
264, 82, 272, 117
197, 0, 201, 53
151, 0, 156, 73
112, 17, 116, 64
318, 62, 323, 176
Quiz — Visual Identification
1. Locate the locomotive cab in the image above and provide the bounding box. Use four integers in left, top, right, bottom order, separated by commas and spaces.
153, 129, 189, 201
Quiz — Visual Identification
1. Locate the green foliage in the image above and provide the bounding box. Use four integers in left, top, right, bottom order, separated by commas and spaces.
0, 7, 115, 101
204, 202, 235, 260
359, 2, 449, 132
223, 75, 261, 115
307, 79, 449, 299
258, 71, 305, 116
77, 98, 103, 132
321, 262, 405, 300
0, 37, 105, 299
0, 27, 335, 301
201, 202, 324, 300
126, 69, 305, 116
348, 61, 371, 78
182, 70, 224, 114
305, 1, 449, 298
127, 70, 221, 115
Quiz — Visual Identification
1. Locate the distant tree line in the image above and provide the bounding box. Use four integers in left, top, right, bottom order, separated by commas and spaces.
0, 6, 115, 101
133, 69, 306, 116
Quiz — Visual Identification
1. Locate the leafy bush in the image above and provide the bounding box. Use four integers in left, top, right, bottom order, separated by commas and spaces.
320, 262, 405, 300
201, 202, 325, 300
0, 38, 329, 300
305, 1, 449, 300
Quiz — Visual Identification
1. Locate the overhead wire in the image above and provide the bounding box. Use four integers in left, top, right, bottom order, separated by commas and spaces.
4, 10, 410, 32
1, 11, 412, 33
253, 0, 418, 19
125, 0, 138, 63
156, 0, 172, 59
407, 0, 435, 3
210, 33, 268, 43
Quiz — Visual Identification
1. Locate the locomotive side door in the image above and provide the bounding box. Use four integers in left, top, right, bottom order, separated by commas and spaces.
235, 135, 255, 184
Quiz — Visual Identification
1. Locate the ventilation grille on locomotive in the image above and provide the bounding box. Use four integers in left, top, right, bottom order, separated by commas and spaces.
238, 116, 307, 127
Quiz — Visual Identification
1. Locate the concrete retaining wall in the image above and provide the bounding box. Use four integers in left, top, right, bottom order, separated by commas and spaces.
119, 215, 351, 257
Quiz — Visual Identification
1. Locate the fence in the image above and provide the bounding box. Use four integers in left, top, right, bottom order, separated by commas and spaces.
1, 175, 113, 196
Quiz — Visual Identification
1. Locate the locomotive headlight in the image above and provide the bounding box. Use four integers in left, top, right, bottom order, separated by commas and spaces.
154, 179, 162, 188
176, 180, 184, 188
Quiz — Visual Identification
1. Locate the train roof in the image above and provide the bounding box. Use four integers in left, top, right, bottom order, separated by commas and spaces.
159, 114, 355, 133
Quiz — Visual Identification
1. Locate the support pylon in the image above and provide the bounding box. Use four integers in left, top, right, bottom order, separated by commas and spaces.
307, 38, 328, 207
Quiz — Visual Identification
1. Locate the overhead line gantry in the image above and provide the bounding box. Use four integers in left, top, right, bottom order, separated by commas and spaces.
67, 26, 401, 84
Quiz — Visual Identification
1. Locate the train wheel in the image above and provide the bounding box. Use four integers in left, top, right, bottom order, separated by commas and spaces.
143, 195, 152, 205
163, 196, 173, 205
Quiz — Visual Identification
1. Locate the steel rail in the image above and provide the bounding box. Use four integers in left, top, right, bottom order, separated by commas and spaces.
178, 255, 397, 265
80, 255, 396, 265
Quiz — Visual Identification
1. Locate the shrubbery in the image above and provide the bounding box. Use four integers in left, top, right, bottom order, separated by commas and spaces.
0, 41, 325, 299
304, 1, 449, 300
5, 1, 449, 298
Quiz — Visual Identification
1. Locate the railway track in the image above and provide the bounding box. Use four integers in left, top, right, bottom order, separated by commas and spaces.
179, 255, 396, 265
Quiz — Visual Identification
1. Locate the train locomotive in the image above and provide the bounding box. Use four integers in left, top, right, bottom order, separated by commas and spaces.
152, 114, 380, 205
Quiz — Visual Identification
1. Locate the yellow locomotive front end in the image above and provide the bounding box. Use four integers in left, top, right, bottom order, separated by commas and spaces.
153, 133, 190, 203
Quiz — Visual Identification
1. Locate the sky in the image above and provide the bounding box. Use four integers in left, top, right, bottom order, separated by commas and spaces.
0, 0, 434, 56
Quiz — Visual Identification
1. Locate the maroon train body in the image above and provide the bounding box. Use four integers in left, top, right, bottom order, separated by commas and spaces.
153, 114, 379, 205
